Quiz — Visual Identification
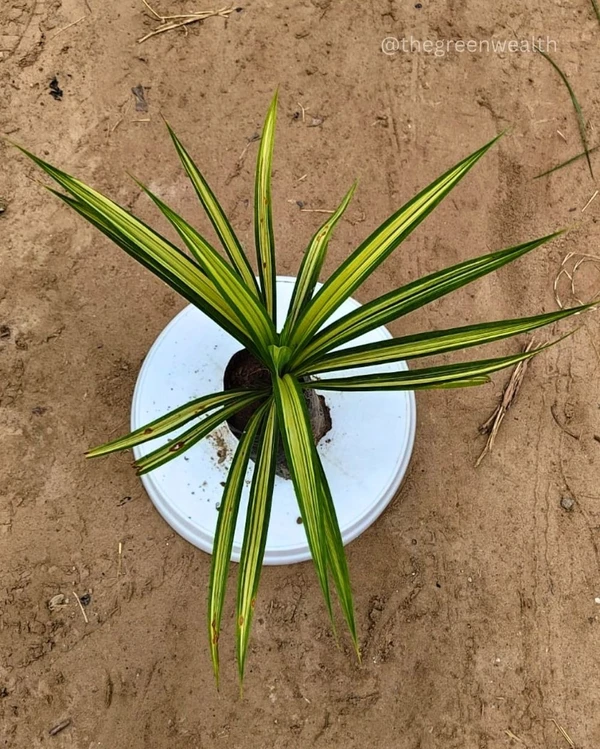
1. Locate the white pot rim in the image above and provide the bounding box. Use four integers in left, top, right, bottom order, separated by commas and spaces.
132, 276, 416, 565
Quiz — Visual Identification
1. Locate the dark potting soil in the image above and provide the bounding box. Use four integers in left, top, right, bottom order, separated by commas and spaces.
223, 348, 332, 478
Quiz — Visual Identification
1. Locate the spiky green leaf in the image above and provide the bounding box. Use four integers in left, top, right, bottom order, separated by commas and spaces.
290, 232, 563, 370
236, 401, 278, 681
254, 91, 278, 325
209, 401, 270, 685
288, 133, 503, 351
134, 391, 265, 474
298, 305, 590, 376
268, 344, 292, 373
272, 375, 333, 629
135, 181, 277, 360
282, 182, 357, 343
302, 341, 562, 392
534, 144, 600, 179
166, 123, 260, 296
18, 150, 258, 351
87, 388, 266, 458
314, 458, 358, 655
536, 47, 593, 179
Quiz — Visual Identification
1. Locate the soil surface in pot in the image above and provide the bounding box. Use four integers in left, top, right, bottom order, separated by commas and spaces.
223, 348, 332, 478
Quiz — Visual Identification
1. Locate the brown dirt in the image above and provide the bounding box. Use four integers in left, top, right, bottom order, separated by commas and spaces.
1, 1, 600, 747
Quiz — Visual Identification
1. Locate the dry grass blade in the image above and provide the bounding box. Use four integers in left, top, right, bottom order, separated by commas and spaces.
300, 208, 335, 214
549, 718, 576, 748
50, 15, 86, 39
535, 47, 594, 179
476, 338, 537, 466
226, 133, 260, 185
138, 1, 237, 43
534, 144, 600, 179
504, 729, 527, 746
581, 189, 598, 212
554, 252, 600, 309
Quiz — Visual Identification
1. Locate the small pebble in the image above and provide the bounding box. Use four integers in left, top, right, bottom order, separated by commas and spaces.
560, 495, 575, 511
595, 597, 600, 605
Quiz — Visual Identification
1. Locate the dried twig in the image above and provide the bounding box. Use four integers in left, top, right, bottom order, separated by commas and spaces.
142, 0, 165, 19
107, 99, 133, 142
49, 719, 71, 737
476, 338, 537, 466
138, 1, 237, 44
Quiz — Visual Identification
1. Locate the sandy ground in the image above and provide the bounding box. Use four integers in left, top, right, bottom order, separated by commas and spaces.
2, 1, 600, 747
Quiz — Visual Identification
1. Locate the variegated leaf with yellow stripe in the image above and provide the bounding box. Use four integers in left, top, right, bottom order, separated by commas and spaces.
287, 132, 504, 353
134, 390, 266, 475
254, 91, 278, 325
87, 388, 266, 458
236, 401, 279, 682
282, 181, 357, 343
297, 305, 590, 376
166, 123, 261, 297
209, 401, 270, 685
289, 232, 563, 370
302, 339, 566, 392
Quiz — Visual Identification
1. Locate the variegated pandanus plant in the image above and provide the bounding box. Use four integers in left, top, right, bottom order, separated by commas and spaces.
16, 93, 592, 686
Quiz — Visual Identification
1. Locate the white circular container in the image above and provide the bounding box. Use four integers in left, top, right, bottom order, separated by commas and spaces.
132, 277, 416, 565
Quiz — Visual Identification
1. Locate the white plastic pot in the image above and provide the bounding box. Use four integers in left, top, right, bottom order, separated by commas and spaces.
132, 277, 416, 565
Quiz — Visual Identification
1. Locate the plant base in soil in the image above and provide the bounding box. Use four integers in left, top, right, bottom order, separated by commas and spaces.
223, 348, 332, 478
